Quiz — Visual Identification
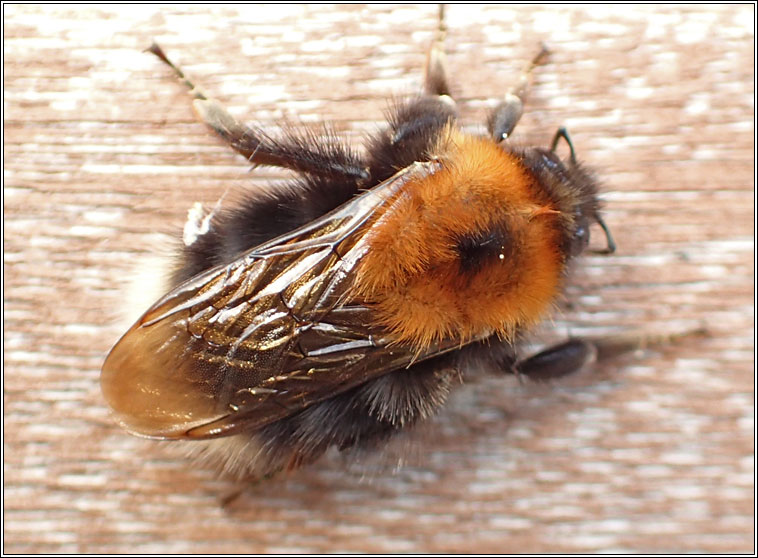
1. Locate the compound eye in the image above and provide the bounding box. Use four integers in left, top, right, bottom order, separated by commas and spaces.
570, 219, 590, 257
539, 148, 563, 171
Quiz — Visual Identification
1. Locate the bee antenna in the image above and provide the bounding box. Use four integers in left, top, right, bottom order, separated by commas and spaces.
592, 214, 616, 254
550, 126, 577, 165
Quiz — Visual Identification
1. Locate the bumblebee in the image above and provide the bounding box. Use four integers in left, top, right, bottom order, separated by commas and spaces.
102, 11, 618, 479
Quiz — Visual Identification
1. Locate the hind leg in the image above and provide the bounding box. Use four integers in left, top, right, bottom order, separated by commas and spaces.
147, 43, 368, 182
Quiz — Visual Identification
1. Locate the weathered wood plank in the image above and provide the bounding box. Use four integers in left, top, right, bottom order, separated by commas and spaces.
4, 5, 754, 553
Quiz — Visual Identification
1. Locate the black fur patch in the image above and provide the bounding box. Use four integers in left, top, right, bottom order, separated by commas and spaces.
455, 223, 512, 274
171, 174, 362, 285
252, 335, 518, 472
365, 96, 456, 182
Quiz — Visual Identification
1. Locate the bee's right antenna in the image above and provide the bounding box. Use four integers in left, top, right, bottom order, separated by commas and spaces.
593, 214, 616, 255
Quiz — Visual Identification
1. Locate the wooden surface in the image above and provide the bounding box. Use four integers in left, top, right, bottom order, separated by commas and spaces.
4, 5, 754, 553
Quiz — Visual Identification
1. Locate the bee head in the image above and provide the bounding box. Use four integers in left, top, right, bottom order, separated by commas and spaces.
516, 140, 615, 258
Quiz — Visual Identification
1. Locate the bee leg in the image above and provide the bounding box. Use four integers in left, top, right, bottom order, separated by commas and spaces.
424, 5, 452, 98
147, 43, 369, 183
487, 44, 550, 142
218, 467, 281, 508
515, 328, 708, 382
364, 6, 457, 181
219, 484, 247, 508
515, 339, 597, 382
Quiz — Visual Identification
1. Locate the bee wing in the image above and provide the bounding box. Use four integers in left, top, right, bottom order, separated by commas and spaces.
102, 162, 449, 439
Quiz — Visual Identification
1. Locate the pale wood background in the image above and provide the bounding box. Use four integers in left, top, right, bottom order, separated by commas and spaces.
4, 4, 754, 553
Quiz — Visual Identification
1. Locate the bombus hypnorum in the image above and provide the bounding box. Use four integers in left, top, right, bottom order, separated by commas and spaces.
102, 10, 624, 480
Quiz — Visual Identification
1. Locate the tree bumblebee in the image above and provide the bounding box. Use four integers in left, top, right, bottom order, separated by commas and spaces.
103, 9, 629, 480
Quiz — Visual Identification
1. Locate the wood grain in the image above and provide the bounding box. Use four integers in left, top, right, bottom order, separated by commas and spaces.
4, 5, 754, 553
